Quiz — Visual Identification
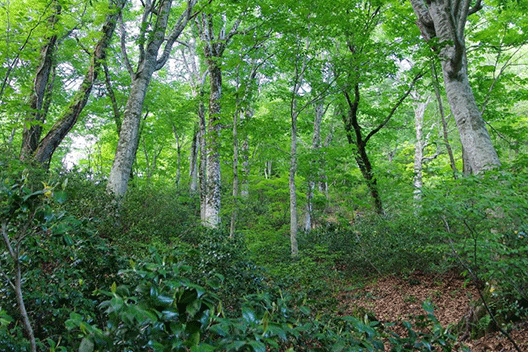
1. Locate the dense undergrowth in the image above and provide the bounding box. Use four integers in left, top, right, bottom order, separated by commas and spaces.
1, 156, 527, 351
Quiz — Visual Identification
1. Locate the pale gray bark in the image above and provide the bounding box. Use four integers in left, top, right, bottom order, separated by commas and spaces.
196, 13, 241, 228
198, 94, 207, 221
431, 62, 458, 177
189, 125, 199, 192
413, 94, 431, 203
2, 222, 37, 352
230, 109, 240, 238
411, 0, 500, 173
107, 0, 197, 197
289, 43, 310, 257
180, 36, 205, 193
173, 125, 182, 187
241, 136, 250, 197
204, 60, 222, 228
304, 101, 325, 232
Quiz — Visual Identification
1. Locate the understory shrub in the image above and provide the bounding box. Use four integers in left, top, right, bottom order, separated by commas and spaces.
67, 249, 462, 352
421, 169, 528, 331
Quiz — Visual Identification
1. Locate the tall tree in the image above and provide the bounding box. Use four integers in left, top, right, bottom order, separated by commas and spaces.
410, 0, 501, 173
106, 0, 198, 197
195, 10, 242, 228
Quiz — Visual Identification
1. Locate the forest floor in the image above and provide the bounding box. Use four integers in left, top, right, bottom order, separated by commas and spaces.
338, 271, 528, 351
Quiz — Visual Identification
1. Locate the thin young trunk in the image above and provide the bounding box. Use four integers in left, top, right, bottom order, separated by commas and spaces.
230, 109, 240, 238
241, 136, 250, 197
342, 84, 384, 214
103, 61, 122, 134
176, 133, 182, 187
289, 46, 310, 257
199, 96, 207, 222
290, 109, 299, 256
431, 62, 458, 178
413, 95, 431, 203
2, 223, 37, 352
411, 0, 500, 173
189, 125, 199, 192
304, 101, 325, 232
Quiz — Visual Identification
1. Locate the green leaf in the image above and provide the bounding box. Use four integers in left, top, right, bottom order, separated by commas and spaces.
242, 307, 256, 324
248, 340, 266, 352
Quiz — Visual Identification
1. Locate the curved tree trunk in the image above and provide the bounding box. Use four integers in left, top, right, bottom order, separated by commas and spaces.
411, 0, 500, 173
20, 4, 60, 160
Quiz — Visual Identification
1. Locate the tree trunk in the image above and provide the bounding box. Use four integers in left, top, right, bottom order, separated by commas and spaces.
203, 60, 222, 228
230, 109, 240, 238
413, 95, 431, 203
172, 124, 182, 186
107, 73, 153, 196
304, 101, 325, 232
20, 5, 59, 160
289, 109, 299, 256
342, 85, 384, 214
241, 136, 250, 197
431, 62, 458, 178
189, 125, 199, 192
199, 97, 207, 222
107, 0, 196, 197
33, 0, 124, 167
411, 0, 500, 173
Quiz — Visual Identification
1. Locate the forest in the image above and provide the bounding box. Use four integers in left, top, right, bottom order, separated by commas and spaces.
1, 0, 527, 350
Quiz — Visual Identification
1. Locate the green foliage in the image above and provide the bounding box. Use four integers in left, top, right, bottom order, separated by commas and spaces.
302, 214, 444, 277
66, 249, 459, 352
182, 229, 269, 314
0, 161, 125, 350
66, 250, 218, 351
421, 169, 528, 328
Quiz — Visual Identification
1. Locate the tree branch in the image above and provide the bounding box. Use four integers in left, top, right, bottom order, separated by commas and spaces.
156, 0, 199, 70
364, 72, 423, 145
119, 12, 134, 77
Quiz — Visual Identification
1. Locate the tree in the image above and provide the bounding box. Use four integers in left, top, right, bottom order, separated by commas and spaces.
106, 0, 198, 198
410, 0, 501, 173
31, 0, 127, 167
195, 6, 244, 228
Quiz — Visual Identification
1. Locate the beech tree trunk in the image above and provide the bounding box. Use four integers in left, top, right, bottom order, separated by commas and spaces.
304, 101, 325, 232
411, 0, 500, 173
189, 125, 199, 192
203, 60, 222, 228
289, 110, 299, 256
230, 109, 240, 238
107, 0, 196, 197
107, 74, 152, 196
413, 95, 431, 203
196, 13, 241, 228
